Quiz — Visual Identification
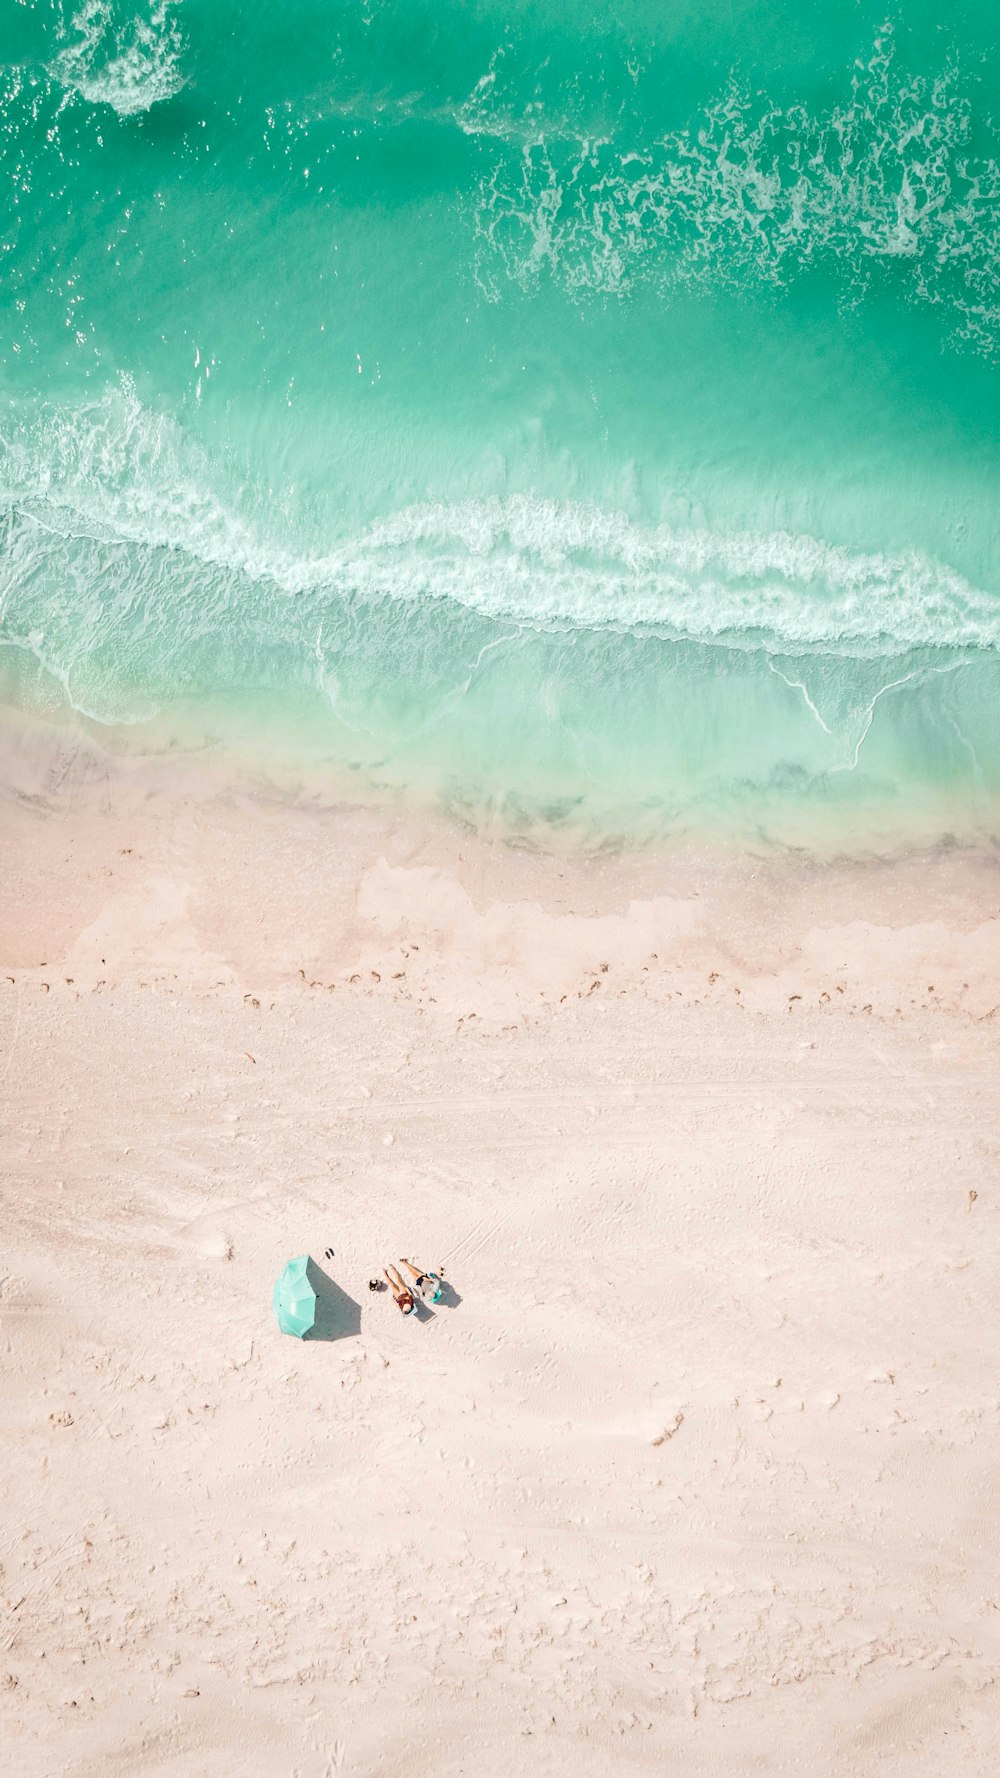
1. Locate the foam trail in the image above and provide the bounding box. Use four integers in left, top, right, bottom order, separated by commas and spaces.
473, 25, 1000, 359
767, 662, 834, 737
48, 0, 185, 116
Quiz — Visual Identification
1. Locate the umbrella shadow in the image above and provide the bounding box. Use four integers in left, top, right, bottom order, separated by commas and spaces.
305, 1260, 361, 1343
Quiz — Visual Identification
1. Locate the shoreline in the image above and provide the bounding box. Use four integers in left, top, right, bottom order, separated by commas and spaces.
1, 679, 996, 874
1, 705, 999, 1024
3, 666, 999, 866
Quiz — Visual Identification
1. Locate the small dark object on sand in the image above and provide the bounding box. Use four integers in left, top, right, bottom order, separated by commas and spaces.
325, 1247, 335, 1259
368, 1278, 386, 1293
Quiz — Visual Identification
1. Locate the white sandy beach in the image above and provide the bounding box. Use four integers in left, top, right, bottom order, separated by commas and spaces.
2, 747, 1000, 1777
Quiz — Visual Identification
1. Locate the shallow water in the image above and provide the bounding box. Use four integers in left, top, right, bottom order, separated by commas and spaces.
1, 1, 998, 848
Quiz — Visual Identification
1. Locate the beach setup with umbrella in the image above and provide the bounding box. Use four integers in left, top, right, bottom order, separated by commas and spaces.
273, 1255, 317, 1338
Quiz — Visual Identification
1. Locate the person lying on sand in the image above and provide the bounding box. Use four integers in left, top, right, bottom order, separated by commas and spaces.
399, 1258, 444, 1304
384, 1265, 416, 1315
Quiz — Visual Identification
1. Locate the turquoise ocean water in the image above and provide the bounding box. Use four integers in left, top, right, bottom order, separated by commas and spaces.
1, 1, 999, 849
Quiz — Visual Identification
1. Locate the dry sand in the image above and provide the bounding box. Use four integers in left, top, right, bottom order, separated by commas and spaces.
2, 749, 1000, 1776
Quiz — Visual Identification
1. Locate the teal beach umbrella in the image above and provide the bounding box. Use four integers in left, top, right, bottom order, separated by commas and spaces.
273, 1255, 317, 1338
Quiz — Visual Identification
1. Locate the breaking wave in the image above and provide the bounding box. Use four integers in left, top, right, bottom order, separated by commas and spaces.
1, 386, 997, 663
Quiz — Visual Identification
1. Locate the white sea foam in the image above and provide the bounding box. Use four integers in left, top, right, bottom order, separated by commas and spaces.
49, 0, 185, 117
1, 386, 998, 665
347, 499, 999, 656
472, 25, 1000, 359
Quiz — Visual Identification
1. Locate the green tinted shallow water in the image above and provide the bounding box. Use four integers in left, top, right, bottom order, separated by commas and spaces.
1, 1, 999, 849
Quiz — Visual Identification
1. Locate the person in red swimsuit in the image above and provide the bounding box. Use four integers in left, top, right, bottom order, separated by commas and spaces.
384, 1265, 416, 1315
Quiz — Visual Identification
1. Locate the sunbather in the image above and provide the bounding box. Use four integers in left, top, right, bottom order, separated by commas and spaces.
399, 1258, 443, 1304
384, 1265, 416, 1315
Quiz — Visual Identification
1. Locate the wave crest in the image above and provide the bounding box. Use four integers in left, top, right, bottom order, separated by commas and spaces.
1, 387, 997, 663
